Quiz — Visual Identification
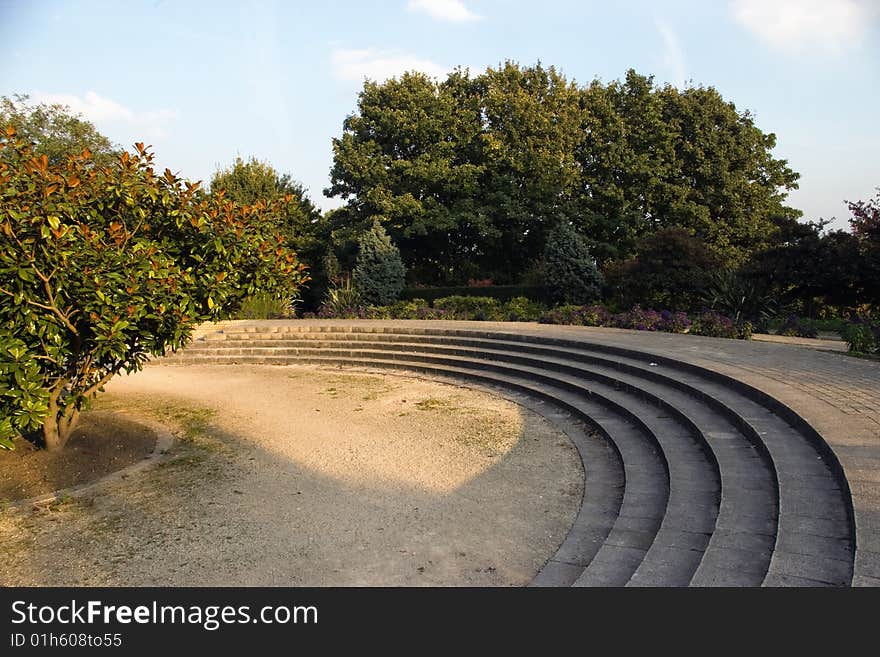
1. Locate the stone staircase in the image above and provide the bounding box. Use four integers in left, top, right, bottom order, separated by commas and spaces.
158, 321, 858, 587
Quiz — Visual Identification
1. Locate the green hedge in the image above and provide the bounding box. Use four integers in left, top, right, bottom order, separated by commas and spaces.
401, 285, 546, 304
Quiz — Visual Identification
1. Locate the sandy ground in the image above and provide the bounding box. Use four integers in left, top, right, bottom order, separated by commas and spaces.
0, 365, 583, 586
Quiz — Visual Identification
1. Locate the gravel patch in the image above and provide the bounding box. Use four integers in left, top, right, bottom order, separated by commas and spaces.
0, 364, 583, 586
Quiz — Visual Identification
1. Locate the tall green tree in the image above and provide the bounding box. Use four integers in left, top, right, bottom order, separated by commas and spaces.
576, 71, 800, 265
0, 94, 119, 168
353, 220, 406, 305
326, 70, 486, 284
474, 63, 583, 281
210, 156, 320, 255
326, 65, 801, 283
543, 221, 603, 304
575, 71, 678, 262
211, 157, 326, 306
846, 189, 880, 304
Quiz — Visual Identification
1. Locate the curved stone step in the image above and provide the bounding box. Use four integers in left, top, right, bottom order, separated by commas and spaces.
274, 326, 853, 586
165, 350, 674, 585
265, 335, 780, 586
190, 340, 727, 586
162, 323, 857, 586
175, 337, 770, 585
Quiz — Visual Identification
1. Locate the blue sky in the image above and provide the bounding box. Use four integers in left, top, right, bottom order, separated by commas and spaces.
1, 0, 878, 229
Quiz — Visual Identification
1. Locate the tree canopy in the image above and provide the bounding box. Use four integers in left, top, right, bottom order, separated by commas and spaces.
326, 63, 801, 284
0, 94, 119, 168
210, 156, 321, 256
353, 220, 406, 305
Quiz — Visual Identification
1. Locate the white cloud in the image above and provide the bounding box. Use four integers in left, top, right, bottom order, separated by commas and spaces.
331, 48, 449, 82
406, 0, 482, 23
31, 90, 178, 138
656, 19, 687, 87
731, 0, 875, 53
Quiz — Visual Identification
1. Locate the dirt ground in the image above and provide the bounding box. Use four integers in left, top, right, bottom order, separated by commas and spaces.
0, 413, 157, 502
0, 364, 583, 586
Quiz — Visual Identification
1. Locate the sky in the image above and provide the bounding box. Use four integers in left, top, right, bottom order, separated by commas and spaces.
1, 0, 878, 229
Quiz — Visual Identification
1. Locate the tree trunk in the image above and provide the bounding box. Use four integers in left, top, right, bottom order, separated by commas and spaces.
42, 389, 80, 452
42, 417, 63, 451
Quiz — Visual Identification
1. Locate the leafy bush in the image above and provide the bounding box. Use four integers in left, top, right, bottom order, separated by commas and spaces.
606, 227, 721, 311
353, 220, 406, 305
609, 306, 692, 333
319, 277, 364, 318
691, 312, 751, 339
365, 301, 448, 320
400, 285, 545, 304
539, 303, 748, 337
233, 293, 298, 319
0, 129, 308, 450
776, 315, 819, 339
702, 269, 778, 327
539, 305, 587, 325
504, 296, 545, 322
433, 295, 502, 321
842, 318, 880, 354
543, 222, 603, 304
611, 306, 664, 331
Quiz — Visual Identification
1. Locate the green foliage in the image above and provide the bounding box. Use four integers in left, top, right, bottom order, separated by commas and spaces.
539, 304, 612, 327
400, 284, 544, 304
433, 295, 502, 321
748, 218, 873, 313
210, 156, 322, 259
776, 315, 819, 339
503, 296, 545, 321
0, 94, 118, 168
363, 299, 445, 320
690, 312, 751, 339
841, 316, 880, 354
0, 334, 50, 449
606, 227, 721, 311
847, 190, 880, 305
0, 128, 309, 450
353, 221, 406, 305
233, 292, 298, 320
327, 65, 800, 284
701, 269, 778, 328
320, 277, 363, 317
577, 72, 800, 265
543, 222, 603, 304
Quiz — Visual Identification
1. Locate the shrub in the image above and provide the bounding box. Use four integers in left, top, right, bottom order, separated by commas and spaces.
539, 305, 586, 325
691, 311, 750, 339
611, 305, 664, 331
0, 129, 309, 450
433, 296, 502, 321
701, 269, 778, 327
319, 277, 364, 318
776, 315, 819, 339
234, 292, 298, 319
365, 300, 449, 320
543, 222, 604, 305
658, 310, 692, 333
353, 220, 406, 305
400, 285, 545, 304
504, 296, 545, 322
842, 317, 880, 354
606, 227, 722, 311
364, 298, 433, 320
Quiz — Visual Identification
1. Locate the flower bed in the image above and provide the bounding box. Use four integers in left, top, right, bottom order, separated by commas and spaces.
304, 297, 751, 340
